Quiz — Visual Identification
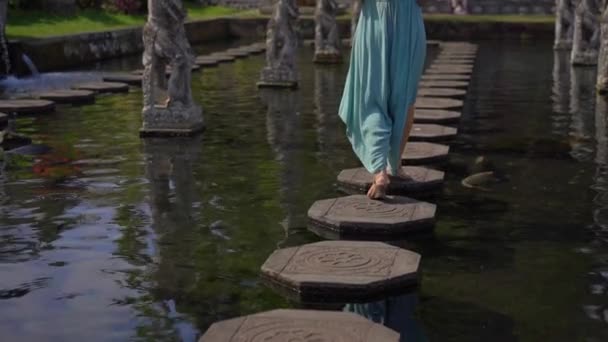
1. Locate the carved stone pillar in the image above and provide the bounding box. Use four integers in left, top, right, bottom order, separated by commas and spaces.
571, 0, 602, 66
140, 0, 204, 137
597, 3, 608, 92
258, 0, 299, 88
314, 0, 342, 63
555, 0, 576, 50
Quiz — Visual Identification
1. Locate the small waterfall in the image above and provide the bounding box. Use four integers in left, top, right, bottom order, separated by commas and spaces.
21, 54, 39, 77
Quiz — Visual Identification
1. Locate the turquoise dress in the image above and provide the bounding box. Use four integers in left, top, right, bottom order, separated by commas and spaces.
339, 0, 426, 174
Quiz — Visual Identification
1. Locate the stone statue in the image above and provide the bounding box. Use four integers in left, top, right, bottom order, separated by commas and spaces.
314, 0, 342, 63
258, 0, 299, 88
351, 0, 362, 46
140, 0, 204, 136
597, 2, 608, 92
555, 0, 576, 50
450, 0, 468, 15
571, 0, 602, 66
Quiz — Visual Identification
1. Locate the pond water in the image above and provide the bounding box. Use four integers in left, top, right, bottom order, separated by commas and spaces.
1, 39, 608, 341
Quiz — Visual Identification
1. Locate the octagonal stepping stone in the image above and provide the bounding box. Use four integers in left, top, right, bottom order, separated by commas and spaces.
422, 74, 471, 81
240, 44, 266, 54
402, 142, 450, 165
410, 124, 458, 142
207, 53, 236, 63
307, 195, 435, 240
0, 99, 55, 115
103, 73, 142, 86
415, 109, 461, 124
73, 82, 129, 94
427, 40, 441, 46
419, 80, 469, 88
418, 87, 467, 98
430, 63, 473, 70
427, 67, 472, 75
36, 89, 95, 105
416, 97, 463, 109
200, 309, 399, 342
224, 48, 250, 58
195, 56, 221, 67
248, 42, 267, 51
438, 54, 477, 60
261, 240, 422, 301
337, 166, 444, 195
434, 58, 475, 65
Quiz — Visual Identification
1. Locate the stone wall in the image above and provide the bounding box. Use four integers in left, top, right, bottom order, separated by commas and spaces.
223, 0, 556, 14
420, 0, 555, 15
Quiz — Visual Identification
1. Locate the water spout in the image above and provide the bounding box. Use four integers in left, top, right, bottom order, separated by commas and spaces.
21, 54, 39, 78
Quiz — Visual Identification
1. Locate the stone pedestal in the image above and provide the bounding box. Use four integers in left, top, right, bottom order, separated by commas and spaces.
313, 50, 342, 64
258, 66, 299, 88
140, 103, 204, 137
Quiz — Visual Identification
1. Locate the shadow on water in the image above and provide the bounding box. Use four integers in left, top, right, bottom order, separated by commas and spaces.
2, 40, 608, 341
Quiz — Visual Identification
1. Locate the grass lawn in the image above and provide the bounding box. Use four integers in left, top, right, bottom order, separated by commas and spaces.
6, 5, 242, 39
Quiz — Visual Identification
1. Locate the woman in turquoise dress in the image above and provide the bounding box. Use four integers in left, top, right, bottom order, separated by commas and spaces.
339, 0, 426, 199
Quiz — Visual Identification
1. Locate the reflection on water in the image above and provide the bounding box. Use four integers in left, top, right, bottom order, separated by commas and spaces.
344, 292, 428, 342
1, 40, 608, 341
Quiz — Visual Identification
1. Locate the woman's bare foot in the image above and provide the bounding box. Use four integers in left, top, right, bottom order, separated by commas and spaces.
367, 170, 389, 199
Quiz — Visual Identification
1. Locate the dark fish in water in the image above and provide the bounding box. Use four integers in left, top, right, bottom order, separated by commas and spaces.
7, 144, 52, 156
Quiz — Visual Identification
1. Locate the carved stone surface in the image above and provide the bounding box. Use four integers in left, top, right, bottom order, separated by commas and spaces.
421, 74, 471, 81
409, 124, 458, 142
555, 0, 576, 49
418, 87, 467, 98
141, 0, 203, 136
258, 0, 299, 88
414, 109, 462, 124
434, 57, 475, 64
572, 0, 602, 66
0, 99, 55, 115
200, 309, 400, 342
74, 82, 129, 93
598, 3, 608, 92
402, 142, 450, 165
36, 89, 95, 105
314, 0, 342, 64
337, 166, 444, 195
415, 97, 464, 109
307, 196, 436, 240
103, 73, 143, 86
419, 80, 469, 88
427, 66, 473, 75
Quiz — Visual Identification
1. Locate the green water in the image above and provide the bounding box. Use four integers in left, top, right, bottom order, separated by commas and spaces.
0, 40, 607, 341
